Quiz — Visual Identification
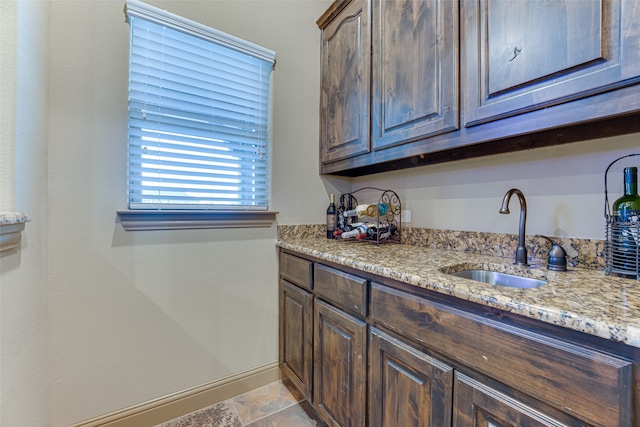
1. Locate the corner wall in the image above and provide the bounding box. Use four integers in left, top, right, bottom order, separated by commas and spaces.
0, 0, 51, 426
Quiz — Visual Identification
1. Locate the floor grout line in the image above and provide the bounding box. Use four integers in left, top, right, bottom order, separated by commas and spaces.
228, 398, 244, 427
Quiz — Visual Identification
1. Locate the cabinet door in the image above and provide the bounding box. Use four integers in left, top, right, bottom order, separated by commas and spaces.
279, 279, 313, 399
320, 0, 371, 163
453, 372, 597, 427
372, 0, 459, 150
369, 328, 453, 427
314, 299, 367, 427
462, 0, 640, 127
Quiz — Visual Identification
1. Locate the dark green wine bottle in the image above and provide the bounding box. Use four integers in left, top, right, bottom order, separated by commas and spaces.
612, 167, 640, 277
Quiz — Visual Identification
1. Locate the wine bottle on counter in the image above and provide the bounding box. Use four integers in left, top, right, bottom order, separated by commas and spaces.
355, 224, 397, 241
339, 223, 369, 239
326, 194, 337, 239
612, 167, 640, 277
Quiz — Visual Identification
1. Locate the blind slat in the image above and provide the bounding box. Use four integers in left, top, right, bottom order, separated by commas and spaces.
128, 111, 269, 143
125, 2, 273, 210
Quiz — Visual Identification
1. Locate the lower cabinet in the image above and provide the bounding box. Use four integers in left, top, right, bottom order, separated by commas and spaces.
314, 299, 367, 427
278, 250, 636, 427
369, 327, 453, 427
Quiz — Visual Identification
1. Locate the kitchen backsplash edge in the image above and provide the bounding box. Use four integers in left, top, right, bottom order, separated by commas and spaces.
277, 225, 605, 270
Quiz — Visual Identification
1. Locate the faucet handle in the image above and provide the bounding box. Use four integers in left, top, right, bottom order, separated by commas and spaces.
541, 236, 568, 272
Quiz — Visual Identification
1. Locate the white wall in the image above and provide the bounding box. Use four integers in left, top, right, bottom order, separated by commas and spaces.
47, 1, 332, 425
0, 1, 51, 426
353, 133, 640, 239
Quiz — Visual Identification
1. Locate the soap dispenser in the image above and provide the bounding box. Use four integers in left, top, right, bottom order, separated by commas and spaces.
542, 236, 568, 272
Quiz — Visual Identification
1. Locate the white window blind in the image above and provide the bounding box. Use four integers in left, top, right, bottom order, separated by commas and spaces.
124, 0, 275, 210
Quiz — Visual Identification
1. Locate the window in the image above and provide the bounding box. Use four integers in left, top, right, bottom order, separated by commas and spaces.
119, 0, 276, 230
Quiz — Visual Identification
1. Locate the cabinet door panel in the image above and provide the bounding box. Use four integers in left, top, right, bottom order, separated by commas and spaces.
453, 372, 596, 427
370, 328, 453, 427
320, 0, 371, 163
314, 300, 366, 427
280, 280, 313, 399
462, 0, 640, 127
372, 0, 459, 150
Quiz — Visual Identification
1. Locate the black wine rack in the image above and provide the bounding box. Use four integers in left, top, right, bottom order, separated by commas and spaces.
336, 187, 401, 246
604, 154, 640, 281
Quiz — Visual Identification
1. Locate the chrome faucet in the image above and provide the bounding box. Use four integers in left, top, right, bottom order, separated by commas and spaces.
499, 188, 529, 266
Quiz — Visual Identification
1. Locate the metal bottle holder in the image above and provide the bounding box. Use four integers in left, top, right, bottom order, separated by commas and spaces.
604, 154, 640, 281
336, 187, 401, 246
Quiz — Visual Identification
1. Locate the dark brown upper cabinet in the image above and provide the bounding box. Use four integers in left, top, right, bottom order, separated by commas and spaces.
319, 0, 371, 163
318, 0, 459, 167
462, 0, 640, 127
317, 0, 640, 177
371, 0, 459, 150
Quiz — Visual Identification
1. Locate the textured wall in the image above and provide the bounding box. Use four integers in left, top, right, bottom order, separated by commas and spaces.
0, 1, 51, 426
353, 133, 640, 240
47, 1, 332, 425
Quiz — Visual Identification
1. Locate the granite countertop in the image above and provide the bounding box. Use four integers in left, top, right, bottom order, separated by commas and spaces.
0, 212, 30, 225
0, 212, 30, 252
277, 236, 640, 348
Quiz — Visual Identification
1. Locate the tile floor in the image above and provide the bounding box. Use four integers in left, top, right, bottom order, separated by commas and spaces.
156, 379, 327, 427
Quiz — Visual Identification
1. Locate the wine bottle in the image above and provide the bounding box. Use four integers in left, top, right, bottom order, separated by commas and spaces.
364, 203, 389, 217
612, 167, 640, 277
343, 203, 389, 218
326, 194, 337, 239
342, 204, 369, 218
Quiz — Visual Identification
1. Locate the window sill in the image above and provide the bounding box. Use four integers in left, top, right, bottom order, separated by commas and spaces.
0, 212, 30, 253
116, 210, 278, 231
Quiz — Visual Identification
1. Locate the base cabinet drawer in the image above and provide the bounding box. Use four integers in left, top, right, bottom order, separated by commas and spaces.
314, 264, 367, 317
369, 328, 453, 427
280, 252, 313, 290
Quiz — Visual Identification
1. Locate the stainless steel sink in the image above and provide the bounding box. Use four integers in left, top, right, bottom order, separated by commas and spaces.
451, 269, 547, 288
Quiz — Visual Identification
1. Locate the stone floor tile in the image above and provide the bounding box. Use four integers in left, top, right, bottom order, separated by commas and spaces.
244, 400, 327, 427
156, 399, 242, 427
232, 379, 304, 425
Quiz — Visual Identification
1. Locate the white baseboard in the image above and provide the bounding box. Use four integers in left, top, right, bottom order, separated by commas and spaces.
72, 362, 282, 427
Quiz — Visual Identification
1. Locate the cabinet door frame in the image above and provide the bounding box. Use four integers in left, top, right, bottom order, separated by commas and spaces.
313, 299, 367, 427
371, 0, 459, 150
369, 327, 454, 427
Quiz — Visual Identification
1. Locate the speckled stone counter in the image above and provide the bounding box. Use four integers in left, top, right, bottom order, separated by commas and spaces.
0, 212, 30, 252
277, 226, 640, 348
0, 212, 30, 225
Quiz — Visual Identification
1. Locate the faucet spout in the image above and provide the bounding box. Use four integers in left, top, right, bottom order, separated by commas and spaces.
499, 188, 528, 266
